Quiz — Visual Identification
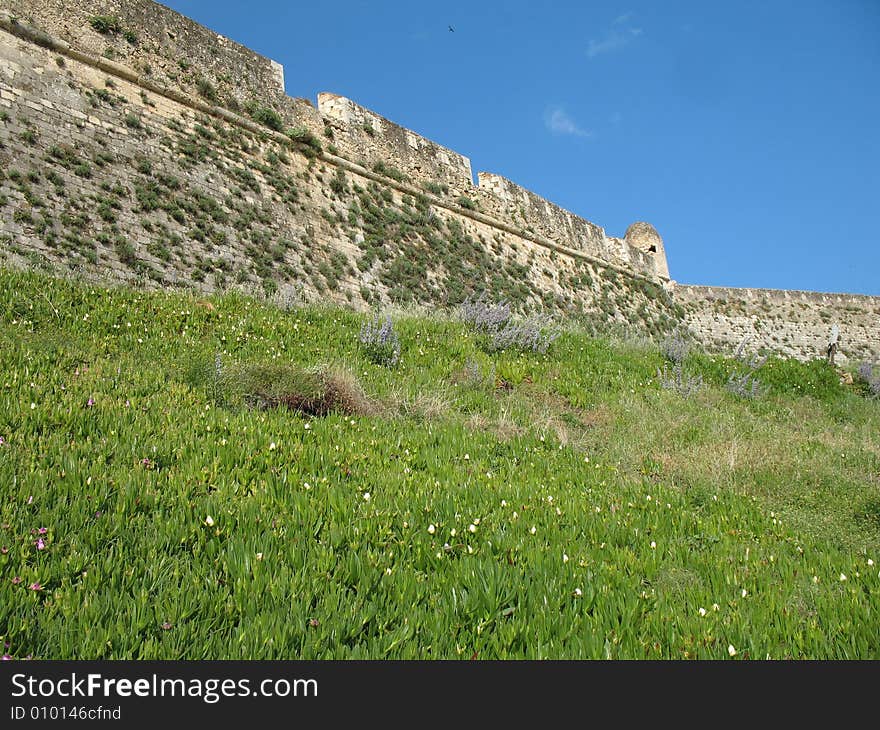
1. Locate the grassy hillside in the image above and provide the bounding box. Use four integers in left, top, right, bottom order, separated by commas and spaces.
0, 268, 878, 659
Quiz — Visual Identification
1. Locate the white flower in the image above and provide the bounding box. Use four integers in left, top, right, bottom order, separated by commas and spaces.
464, 454, 470, 460
868, 559, 874, 567
812, 575, 819, 584
529, 526, 537, 535
467, 545, 473, 554
512, 512, 518, 520
255, 552, 263, 561
450, 528, 457, 537
205, 515, 215, 527
304, 423, 311, 430
712, 603, 720, 611
741, 589, 748, 598
363, 492, 370, 501
385, 567, 392, 575
468, 524, 477, 533
574, 588, 582, 597
698, 607, 707, 617
650, 541, 656, 550
269, 442, 277, 451
303, 482, 311, 490
562, 554, 569, 563
728, 645, 737, 657
840, 573, 847, 581
501, 500, 507, 507
428, 524, 436, 534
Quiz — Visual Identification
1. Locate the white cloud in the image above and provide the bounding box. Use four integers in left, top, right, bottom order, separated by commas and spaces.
544, 107, 592, 138
587, 14, 643, 58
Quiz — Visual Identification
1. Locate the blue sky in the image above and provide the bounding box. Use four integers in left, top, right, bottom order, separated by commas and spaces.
163, 1, 880, 295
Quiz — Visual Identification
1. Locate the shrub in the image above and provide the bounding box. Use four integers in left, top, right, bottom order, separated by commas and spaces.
358, 313, 401, 367
657, 362, 702, 397
661, 327, 691, 364
456, 196, 477, 211
458, 292, 559, 354
89, 16, 122, 35
196, 78, 217, 103
858, 361, 880, 397
458, 291, 512, 333
725, 337, 769, 399
245, 102, 284, 132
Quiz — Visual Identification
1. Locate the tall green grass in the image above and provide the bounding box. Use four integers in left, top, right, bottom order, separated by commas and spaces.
0, 269, 878, 659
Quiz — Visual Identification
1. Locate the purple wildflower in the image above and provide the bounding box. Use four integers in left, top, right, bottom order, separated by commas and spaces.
35, 538, 46, 550
1, 654, 12, 661
37, 527, 47, 535
87, 398, 95, 407
11, 576, 21, 584
28, 582, 41, 591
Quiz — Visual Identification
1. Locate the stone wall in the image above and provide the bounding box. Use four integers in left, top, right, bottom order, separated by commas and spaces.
676, 284, 880, 363
0, 16, 682, 339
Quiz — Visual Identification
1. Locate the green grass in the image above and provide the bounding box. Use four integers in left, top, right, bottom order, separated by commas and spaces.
0, 267, 878, 659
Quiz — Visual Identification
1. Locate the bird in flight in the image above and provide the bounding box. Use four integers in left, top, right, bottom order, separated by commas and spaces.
448, 25, 455, 32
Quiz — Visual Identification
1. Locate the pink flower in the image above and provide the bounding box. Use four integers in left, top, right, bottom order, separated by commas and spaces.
160, 622, 172, 630
28, 583, 41, 591
1, 654, 12, 661
11, 576, 21, 585
1, 547, 8, 554
86, 398, 95, 407
37, 527, 47, 535
0, 436, 5, 446
34, 538, 46, 550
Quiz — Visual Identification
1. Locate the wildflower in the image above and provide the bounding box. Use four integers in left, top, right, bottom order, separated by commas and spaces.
86, 398, 94, 407
269, 442, 277, 451
698, 607, 707, 617
712, 603, 720, 611
812, 576, 819, 584
562, 553, 569, 563
727, 645, 737, 657
205, 515, 215, 527
304, 422, 311, 430
450, 528, 456, 537
650, 541, 657, 550
30, 403, 35, 410
529, 526, 536, 535
160, 622, 172, 630
28, 583, 41, 591
1, 547, 7, 555
839, 573, 847, 581
26, 496, 33, 504
868, 559, 874, 567
741, 589, 747, 598
1, 654, 11, 660
512, 512, 518, 520
0, 436, 4, 446
468, 524, 477, 533
501, 500, 507, 507
464, 454, 470, 461
427, 524, 436, 535
11, 576, 22, 584
362, 492, 370, 501
34, 538, 45, 550
255, 553, 263, 561
303, 482, 311, 490
308, 619, 320, 628
37, 527, 48, 534
574, 588, 582, 597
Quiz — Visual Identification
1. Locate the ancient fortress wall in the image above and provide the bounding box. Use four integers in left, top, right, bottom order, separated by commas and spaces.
0, 0, 877, 362
676, 285, 880, 363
